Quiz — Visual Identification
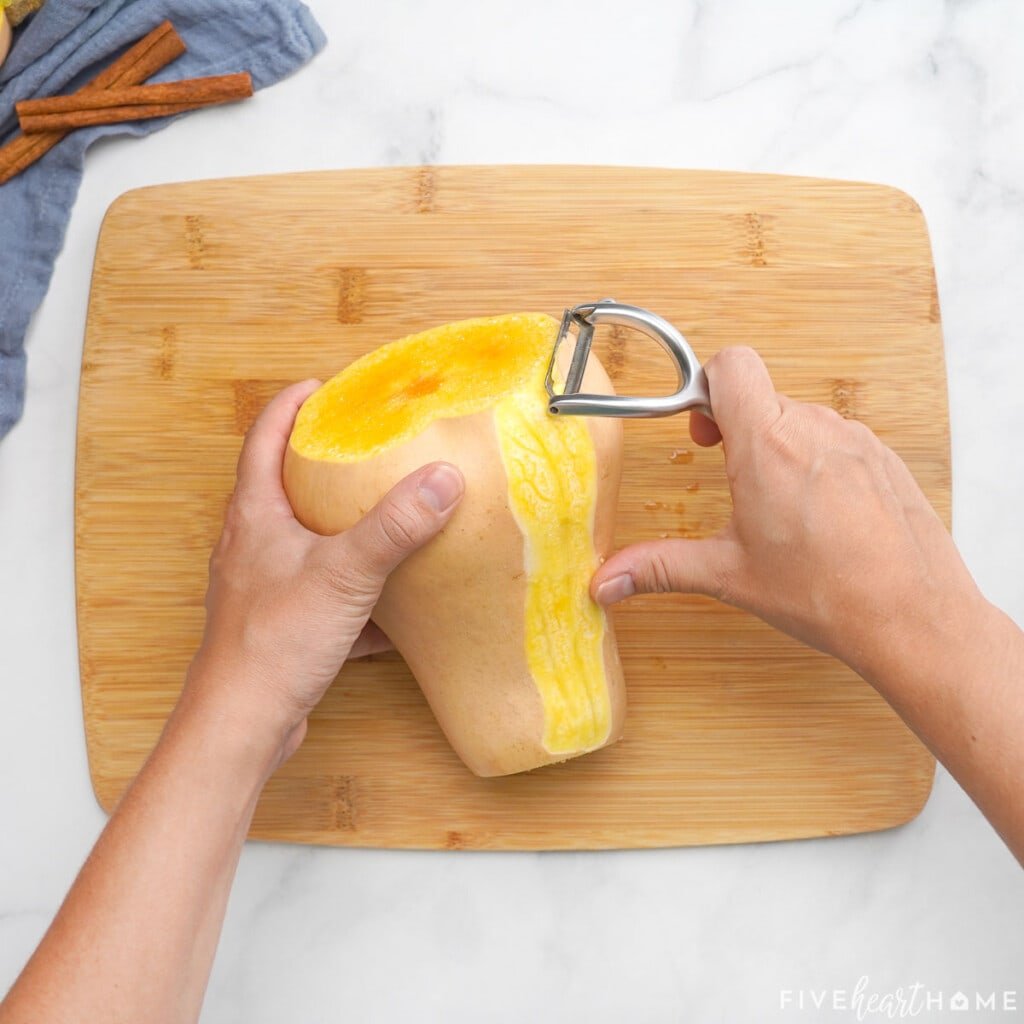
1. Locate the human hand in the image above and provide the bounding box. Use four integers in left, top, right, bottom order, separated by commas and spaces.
183, 380, 465, 765
591, 347, 984, 679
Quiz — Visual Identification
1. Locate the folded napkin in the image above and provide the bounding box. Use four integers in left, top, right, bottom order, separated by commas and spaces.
0, 0, 326, 440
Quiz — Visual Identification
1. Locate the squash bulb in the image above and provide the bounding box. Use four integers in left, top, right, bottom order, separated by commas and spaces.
284, 314, 625, 776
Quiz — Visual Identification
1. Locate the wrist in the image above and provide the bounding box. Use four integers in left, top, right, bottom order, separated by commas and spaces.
171, 658, 303, 782
853, 580, 996, 702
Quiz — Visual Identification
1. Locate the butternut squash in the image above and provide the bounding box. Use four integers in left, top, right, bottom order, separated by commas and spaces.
283, 313, 625, 776
0, 10, 11, 70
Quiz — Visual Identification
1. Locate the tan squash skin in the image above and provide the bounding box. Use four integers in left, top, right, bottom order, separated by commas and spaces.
0, 12, 11, 70
283, 351, 625, 777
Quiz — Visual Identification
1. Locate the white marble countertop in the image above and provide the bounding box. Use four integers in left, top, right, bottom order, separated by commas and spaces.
1, 1, 1022, 1020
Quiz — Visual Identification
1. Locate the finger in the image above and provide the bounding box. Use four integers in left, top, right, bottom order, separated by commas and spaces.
591, 537, 738, 604
348, 621, 394, 659
324, 462, 465, 593
235, 379, 320, 506
703, 347, 782, 454
689, 409, 722, 447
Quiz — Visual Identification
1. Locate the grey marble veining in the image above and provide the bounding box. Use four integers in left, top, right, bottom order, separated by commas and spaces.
1, 2, 1022, 1021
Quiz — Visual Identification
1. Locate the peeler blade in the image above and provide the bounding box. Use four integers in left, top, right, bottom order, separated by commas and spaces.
546, 310, 595, 402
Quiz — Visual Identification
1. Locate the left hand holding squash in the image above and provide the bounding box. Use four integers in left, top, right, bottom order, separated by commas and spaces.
183, 380, 465, 767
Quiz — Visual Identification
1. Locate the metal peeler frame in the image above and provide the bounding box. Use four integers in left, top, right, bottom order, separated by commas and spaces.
544, 300, 713, 419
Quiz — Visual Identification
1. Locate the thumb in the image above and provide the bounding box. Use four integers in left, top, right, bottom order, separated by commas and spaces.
326, 462, 465, 597
591, 537, 736, 605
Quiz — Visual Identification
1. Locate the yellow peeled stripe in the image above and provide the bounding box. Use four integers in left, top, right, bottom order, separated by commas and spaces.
494, 373, 611, 755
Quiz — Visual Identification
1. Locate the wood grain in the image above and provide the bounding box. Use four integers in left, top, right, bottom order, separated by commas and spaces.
77, 166, 947, 850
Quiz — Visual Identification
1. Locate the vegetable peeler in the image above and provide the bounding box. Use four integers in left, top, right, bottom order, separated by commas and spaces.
545, 300, 713, 420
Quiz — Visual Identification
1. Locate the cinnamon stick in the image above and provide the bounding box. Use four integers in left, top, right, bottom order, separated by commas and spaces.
0, 21, 186, 186
21, 95, 250, 134
18, 73, 253, 123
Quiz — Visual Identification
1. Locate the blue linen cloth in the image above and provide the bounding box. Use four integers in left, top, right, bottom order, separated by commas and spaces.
0, 0, 326, 439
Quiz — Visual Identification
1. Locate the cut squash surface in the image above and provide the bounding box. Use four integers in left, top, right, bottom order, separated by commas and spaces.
290, 313, 612, 756
290, 314, 557, 461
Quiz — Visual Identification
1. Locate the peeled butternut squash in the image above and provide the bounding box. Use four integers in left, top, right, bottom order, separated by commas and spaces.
283, 313, 625, 776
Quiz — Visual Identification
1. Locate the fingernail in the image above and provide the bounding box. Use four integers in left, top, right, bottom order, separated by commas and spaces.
418, 464, 464, 513
595, 573, 635, 606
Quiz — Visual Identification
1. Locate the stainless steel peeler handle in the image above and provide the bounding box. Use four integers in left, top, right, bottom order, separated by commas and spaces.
545, 300, 713, 420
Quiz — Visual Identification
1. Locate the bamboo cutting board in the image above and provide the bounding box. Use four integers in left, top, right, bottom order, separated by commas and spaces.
77, 166, 947, 850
